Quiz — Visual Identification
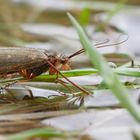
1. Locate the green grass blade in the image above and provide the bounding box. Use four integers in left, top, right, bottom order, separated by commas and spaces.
115, 68, 140, 77
1, 68, 140, 83
7, 128, 71, 140
67, 13, 140, 123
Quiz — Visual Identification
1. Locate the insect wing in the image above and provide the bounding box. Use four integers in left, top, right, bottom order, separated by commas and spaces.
0, 47, 47, 74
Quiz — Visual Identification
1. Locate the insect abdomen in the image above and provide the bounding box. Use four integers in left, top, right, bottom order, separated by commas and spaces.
27, 63, 50, 78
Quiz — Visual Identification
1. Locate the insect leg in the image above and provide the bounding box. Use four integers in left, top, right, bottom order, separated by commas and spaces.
19, 69, 35, 79
56, 78, 76, 93
19, 69, 29, 79
51, 67, 78, 94
46, 60, 90, 95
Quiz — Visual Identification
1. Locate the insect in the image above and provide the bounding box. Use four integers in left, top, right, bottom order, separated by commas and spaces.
0, 47, 69, 79
0, 40, 107, 79
0, 37, 127, 95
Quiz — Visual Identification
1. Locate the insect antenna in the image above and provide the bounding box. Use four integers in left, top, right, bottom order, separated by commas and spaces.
96, 35, 129, 49
68, 39, 109, 58
68, 34, 128, 59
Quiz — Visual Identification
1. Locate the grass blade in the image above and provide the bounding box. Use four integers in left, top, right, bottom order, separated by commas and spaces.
7, 128, 71, 140
67, 13, 140, 123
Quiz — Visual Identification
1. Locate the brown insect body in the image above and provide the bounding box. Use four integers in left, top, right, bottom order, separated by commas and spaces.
0, 47, 70, 79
